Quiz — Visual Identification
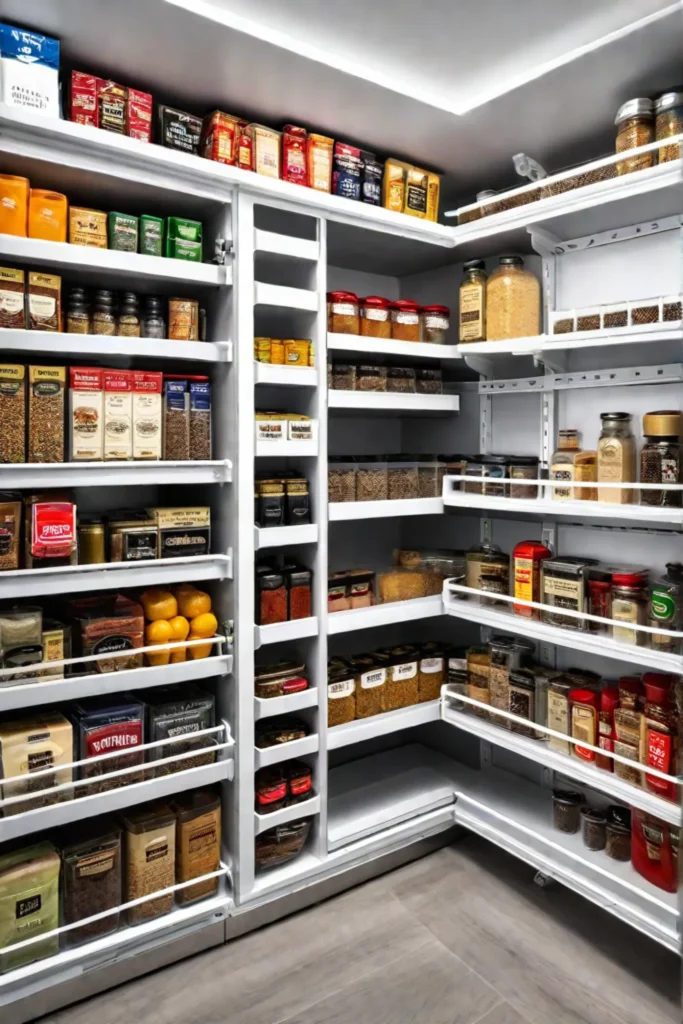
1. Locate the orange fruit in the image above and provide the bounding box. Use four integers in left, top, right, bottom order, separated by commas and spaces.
189, 611, 218, 638
177, 588, 212, 619
140, 588, 177, 621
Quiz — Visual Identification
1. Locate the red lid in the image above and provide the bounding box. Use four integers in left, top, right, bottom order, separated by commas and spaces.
421, 304, 450, 315
390, 299, 420, 312
611, 570, 648, 586
642, 672, 675, 705
361, 295, 390, 308
513, 540, 552, 559
327, 291, 358, 302
588, 578, 611, 591
163, 374, 209, 381
569, 688, 599, 707
600, 685, 620, 712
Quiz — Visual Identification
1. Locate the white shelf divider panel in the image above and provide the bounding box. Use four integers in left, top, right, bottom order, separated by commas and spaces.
330, 497, 443, 521
254, 795, 321, 835
254, 282, 319, 311
0, 459, 232, 490
254, 734, 319, 770
254, 229, 319, 262
328, 596, 444, 635
450, 763, 679, 953
442, 701, 680, 826
254, 362, 317, 386
328, 333, 461, 361
0, 233, 228, 285
328, 701, 441, 750
254, 617, 319, 647
256, 440, 319, 458
0, 553, 232, 600
254, 524, 319, 549
254, 687, 319, 721
0, 653, 232, 714
328, 391, 459, 414
0, 329, 231, 363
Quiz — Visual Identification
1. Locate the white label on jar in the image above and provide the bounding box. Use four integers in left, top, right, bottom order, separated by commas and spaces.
420, 657, 444, 674
332, 303, 356, 316
394, 311, 419, 325
329, 679, 354, 698
29, 294, 56, 318
448, 657, 467, 672
393, 661, 418, 681
363, 307, 389, 321
424, 315, 448, 330
361, 668, 386, 689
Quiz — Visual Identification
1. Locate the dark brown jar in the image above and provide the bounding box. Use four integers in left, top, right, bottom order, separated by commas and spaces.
581, 806, 607, 851
552, 789, 582, 834
639, 411, 682, 507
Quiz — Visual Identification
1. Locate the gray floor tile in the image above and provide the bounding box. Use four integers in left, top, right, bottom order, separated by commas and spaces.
475, 1005, 531, 1024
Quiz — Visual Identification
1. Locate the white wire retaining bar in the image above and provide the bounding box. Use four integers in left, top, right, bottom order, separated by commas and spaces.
441, 686, 679, 786
0, 553, 231, 579
443, 473, 683, 493
2, 863, 231, 956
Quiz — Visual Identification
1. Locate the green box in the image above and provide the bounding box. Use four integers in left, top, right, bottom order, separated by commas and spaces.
167, 216, 202, 243
140, 214, 164, 257
166, 237, 203, 262
108, 212, 139, 252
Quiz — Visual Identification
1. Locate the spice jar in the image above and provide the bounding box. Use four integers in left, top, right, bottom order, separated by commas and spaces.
481, 455, 508, 497
488, 636, 534, 726
655, 90, 683, 163
390, 299, 420, 342
541, 556, 598, 630
597, 412, 636, 504
360, 296, 391, 339
328, 573, 350, 612
92, 289, 116, 336
547, 675, 573, 755
569, 688, 598, 761
142, 296, 166, 339
552, 789, 582, 834
173, 790, 221, 904
287, 566, 312, 620
512, 540, 552, 617
508, 457, 539, 499
352, 655, 387, 718
581, 806, 607, 851
606, 813, 632, 861
347, 569, 374, 608
486, 256, 540, 341
420, 304, 450, 344
66, 287, 90, 334
588, 570, 612, 632
459, 260, 487, 343
639, 411, 681, 507
650, 563, 683, 654
418, 642, 445, 702
327, 291, 359, 335
615, 98, 655, 174
383, 645, 420, 710
117, 292, 140, 337
596, 684, 620, 771
257, 570, 288, 625
465, 544, 509, 592
611, 569, 648, 645
328, 666, 356, 727
356, 456, 388, 502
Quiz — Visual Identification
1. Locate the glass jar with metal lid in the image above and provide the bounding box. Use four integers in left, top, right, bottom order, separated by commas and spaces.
508, 456, 540, 499
611, 568, 649, 645
466, 544, 510, 592
421, 305, 450, 345
541, 556, 599, 630
655, 91, 683, 163
650, 562, 683, 654
459, 260, 487, 343
639, 411, 681, 508
597, 412, 636, 504
488, 635, 534, 727
615, 98, 655, 174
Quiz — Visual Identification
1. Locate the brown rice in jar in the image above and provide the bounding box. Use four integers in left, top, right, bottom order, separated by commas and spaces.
615, 98, 655, 175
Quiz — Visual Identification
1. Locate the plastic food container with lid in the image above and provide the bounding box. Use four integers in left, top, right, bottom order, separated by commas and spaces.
508, 456, 540, 499
420, 304, 450, 344
255, 660, 308, 699
381, 644, 420, 710
355, 456, 388, 502
61, 821, 122, 946
173, 790, 221, 904
327, 291, 359, 335
351, 653, 388, 718
255, 818, 312, 871
390, 299, 420, 342
486, 256, 541, 341
360, 296, 391, 338
121, 803, 176, 924
328, 457, 357, 503
387, 457, 419, 500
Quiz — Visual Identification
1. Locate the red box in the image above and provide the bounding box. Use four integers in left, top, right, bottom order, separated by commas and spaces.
128, 88, 153, 143
282, 124, 307, 186
70, 71, 101, 127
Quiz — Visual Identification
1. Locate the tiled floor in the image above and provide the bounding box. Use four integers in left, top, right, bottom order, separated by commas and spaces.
44, 837, 680, 1024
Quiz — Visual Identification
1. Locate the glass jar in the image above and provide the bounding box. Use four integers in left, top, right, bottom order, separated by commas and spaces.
465, 544, 509, 592
328, 458, 356, 502
486, 256, 540, 341
611, 569, 649, 645
360, 296, 391, 338
142, 296, 166, 339
581, 807, 607, 851
588, 570, 612, 632
92, 289, 116, 336
552, 790, 582, 834
357, 364, 387, 392
597, 412, 636, 504
459, 260, 487, 343
332, 363, 357, 391
615, 98, 655, 174
387, 457, 419, 500
421, 304, 450, 344
356, 457, 388, 502
386, 366, 416, 393
655, 91, 683, 163
415, 368, 442, 394
481, 455, 508, 497
541, 556, 598, 630
649, 562, 683, 655
390, 299, 420, 342
550, 429, 598, 501
639, 410, 682, 507
327, 291, 359, 334
117, 292, 140, 337
509, 456, 539, 499
66, 287, 90, 334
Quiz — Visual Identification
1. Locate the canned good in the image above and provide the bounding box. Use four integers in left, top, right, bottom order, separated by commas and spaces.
513, 541, 552, 618
541, 557, 599, 630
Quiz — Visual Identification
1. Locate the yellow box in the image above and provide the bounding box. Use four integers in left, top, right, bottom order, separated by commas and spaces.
69, 207, 108, 248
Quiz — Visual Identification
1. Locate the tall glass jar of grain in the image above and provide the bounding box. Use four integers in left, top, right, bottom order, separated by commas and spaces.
655, 91, 683, 163
459, 260, 487, 343
486, 256, 540, 341
615, 98, 654, 175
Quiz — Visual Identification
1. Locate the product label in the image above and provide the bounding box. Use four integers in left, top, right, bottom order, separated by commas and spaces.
289, 775, 312, 797
0, 289, 24, 315
543, 575, 582, 609
395, 311, 419, 325
360, 668, 386, 689
420, 657, 444, 674
547, 690, 570, 754
328, 678, 354, 698
256, 420, 285, 441
646, 729, 674, 798
611, 598, 641, 644
332, 302, 356, 316
572, 704, 596, 761
32, 503, 75, 558
363, 307, 388, 322
393, 661, 417, 681
550, 465, 574, 501
28, 294, 55, 319
16, 896, 41, 919
651, 587, 676, 623
514, 556, 539, 609
86, 721, 143, 757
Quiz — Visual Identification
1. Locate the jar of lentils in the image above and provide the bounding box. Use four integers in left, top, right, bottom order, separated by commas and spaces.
615, 98, 655, 175
387, 457, 419, 499
327, 291, 359, 334
655, 90, 683, 163
360, 296, 391, 338
356, 456, 388, 502
390, 300, 420, 342
328, 457, 357, 503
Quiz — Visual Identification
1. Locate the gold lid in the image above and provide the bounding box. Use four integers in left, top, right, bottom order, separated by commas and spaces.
643, 410, 682, 436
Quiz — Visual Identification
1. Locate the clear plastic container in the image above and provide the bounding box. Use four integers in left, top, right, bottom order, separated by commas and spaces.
356, 457, 388, 502
417, 458, 440, 497
387, 458, 419, 499
328, 458, 357, 502
255, 818, 312, 871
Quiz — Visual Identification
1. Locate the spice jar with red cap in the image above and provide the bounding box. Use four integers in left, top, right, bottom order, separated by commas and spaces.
420, 304, 450, 344
390, 299, 420, 342
359, 296, 391, 339
611, 568, 649, 645
569, 688, 599, 762
596, 685, 620, 771
327, 291, 359, 335
512, 540, 552, 618
642, 672, 677, 800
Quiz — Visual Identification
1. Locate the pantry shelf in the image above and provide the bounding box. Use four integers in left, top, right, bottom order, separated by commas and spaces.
328, 596, 444, 635
0, 233, 229, 286
256, 441, 318, 458
0, 653, 232, 714
327, 333, 461, 361
254, 282, 319, 312
254, 795, 321, 835
0, 459, 232, 489
0, 757, 234, 844
254, 617, 319, 647
254, 229, 319, 263
328, 701, 441, 750
254, 524, 319, 549
328, 391, 459, 414
253, 734, 319, 770
0, 553, 232, 600
442, 588, 683, 674
254, 363, 317, 386
441, 700, 680, 827
254, 688, 319, 721
329, 497, 444, 521
455, 323, 683, 363
0, 328, 231, 363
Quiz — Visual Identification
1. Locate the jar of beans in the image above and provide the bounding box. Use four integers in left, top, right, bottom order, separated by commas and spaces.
415, 368, 442, 394
357, 364, 387, 391
388, 457, 419, 499
552, 789, 582, 834
360, 296, 391, 338
356, 457, 388, 501
615, 98, 655, 175
390, 300, 420, 342
332, 363, 357, 390
386, 366, 415, 393
328, 458, 357, 502
655, 91, 683, 163
327, 291, 359, 334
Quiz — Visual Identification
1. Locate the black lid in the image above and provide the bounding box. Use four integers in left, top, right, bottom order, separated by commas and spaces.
94, 289, 114, 303
499, 255, 524, 266
553, 789, 583, 805
664, 562, 683, 582
508, 455, 539, 465
145, 295, 163, 307
600, 412, 631, 421
607, 805, 631, 829
482, 454, 507, 465
463, 259, 486, 271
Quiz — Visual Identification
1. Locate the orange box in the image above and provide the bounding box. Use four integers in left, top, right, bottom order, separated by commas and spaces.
0, 174, 29, 236
201, 110, 240, 165
28, 189, 68, 242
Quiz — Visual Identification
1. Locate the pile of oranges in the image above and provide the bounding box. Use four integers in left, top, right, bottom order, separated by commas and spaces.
139, 584, 218, 665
